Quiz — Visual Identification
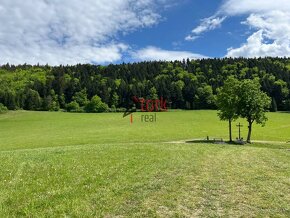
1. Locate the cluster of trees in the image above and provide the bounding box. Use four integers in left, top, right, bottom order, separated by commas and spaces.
65, 89, 109, 113
217, 77, 271, 143
0, 103, 8, 113
0, 57, 289, 112
0, 67, 110, 112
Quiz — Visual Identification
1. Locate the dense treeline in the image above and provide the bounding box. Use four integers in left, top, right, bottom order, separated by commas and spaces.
0, 57, 290, 112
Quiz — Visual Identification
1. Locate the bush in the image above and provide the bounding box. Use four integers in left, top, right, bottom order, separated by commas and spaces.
0, 103, 8, 113
282, 99, 290, 111
24, 89, 41, 110
116, 107, 126, 112
110, 105, 117, 112
66, 101, 81, 112
85, 95, 109, 113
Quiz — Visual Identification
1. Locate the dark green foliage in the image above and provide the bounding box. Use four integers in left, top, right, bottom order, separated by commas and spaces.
66, 101, 81, 112
237, 79, 271, 143
216, 77, 240, 142
195, 85, 216, 109
217, 78, 271, 143
72, 89, 89, 107
271, 97, 278, 112
85, 95, 109, 113
0, 103, 8, 113
0, 57, 290, 112
24, 89, 41, 110
42, 90, 60, 111
109, 92, 119, 108
149, 87, 158, 100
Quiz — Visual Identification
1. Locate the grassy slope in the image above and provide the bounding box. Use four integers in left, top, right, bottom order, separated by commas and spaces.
1, 110, 290, 151
0, 111, 289, 217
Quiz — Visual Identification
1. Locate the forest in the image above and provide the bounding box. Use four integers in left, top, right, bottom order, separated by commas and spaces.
0, 57, 290, 112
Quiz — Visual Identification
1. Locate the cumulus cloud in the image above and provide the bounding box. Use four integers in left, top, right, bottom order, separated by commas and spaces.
227, 11, 290, 57
221, 0, 290, 15
227, 29, 290, 57
185, 16, 226, 41
187, 0, 290, 57
0, 0, 170, 65
132, 46, 208, 61
222, 0, 290, 57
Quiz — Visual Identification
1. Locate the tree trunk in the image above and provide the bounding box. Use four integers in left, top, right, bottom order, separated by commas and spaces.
247, 122, 252, 143
229, 119, 232, 142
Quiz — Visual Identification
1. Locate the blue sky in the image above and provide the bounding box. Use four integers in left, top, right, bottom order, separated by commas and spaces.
0, 0, 289, 65
122, 0, 249, 60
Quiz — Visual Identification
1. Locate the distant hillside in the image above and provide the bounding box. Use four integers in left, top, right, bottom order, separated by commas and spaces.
0, 57, 290, 111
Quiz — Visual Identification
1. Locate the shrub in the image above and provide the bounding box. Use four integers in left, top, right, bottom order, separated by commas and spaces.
66, 101, 81, 112
0, 103, 8, 113
116, 107, 126, 112
85, 95, 109, 113
110, 105, 117, 112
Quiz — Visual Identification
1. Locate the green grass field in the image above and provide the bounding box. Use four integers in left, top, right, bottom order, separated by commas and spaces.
0, 111, 289, 217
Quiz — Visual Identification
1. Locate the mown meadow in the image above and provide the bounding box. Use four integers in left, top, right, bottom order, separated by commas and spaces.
0, 110, 289, 217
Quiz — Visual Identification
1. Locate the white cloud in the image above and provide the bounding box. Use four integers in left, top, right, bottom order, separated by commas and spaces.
221, 0, 290, 15
185, 35, 199, 41
223, 0, 290, 57
227, 29, 290, 57
0, 43, 128, 66
192, 16, 226, 35
187, 0, 290, 57
132, 46, 207, 61
185, 16, 226, 41
0, 0, 170, 65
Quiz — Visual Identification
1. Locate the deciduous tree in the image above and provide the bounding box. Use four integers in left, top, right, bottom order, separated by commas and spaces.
216, 77, 240, 142
237, 79, 271, 143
